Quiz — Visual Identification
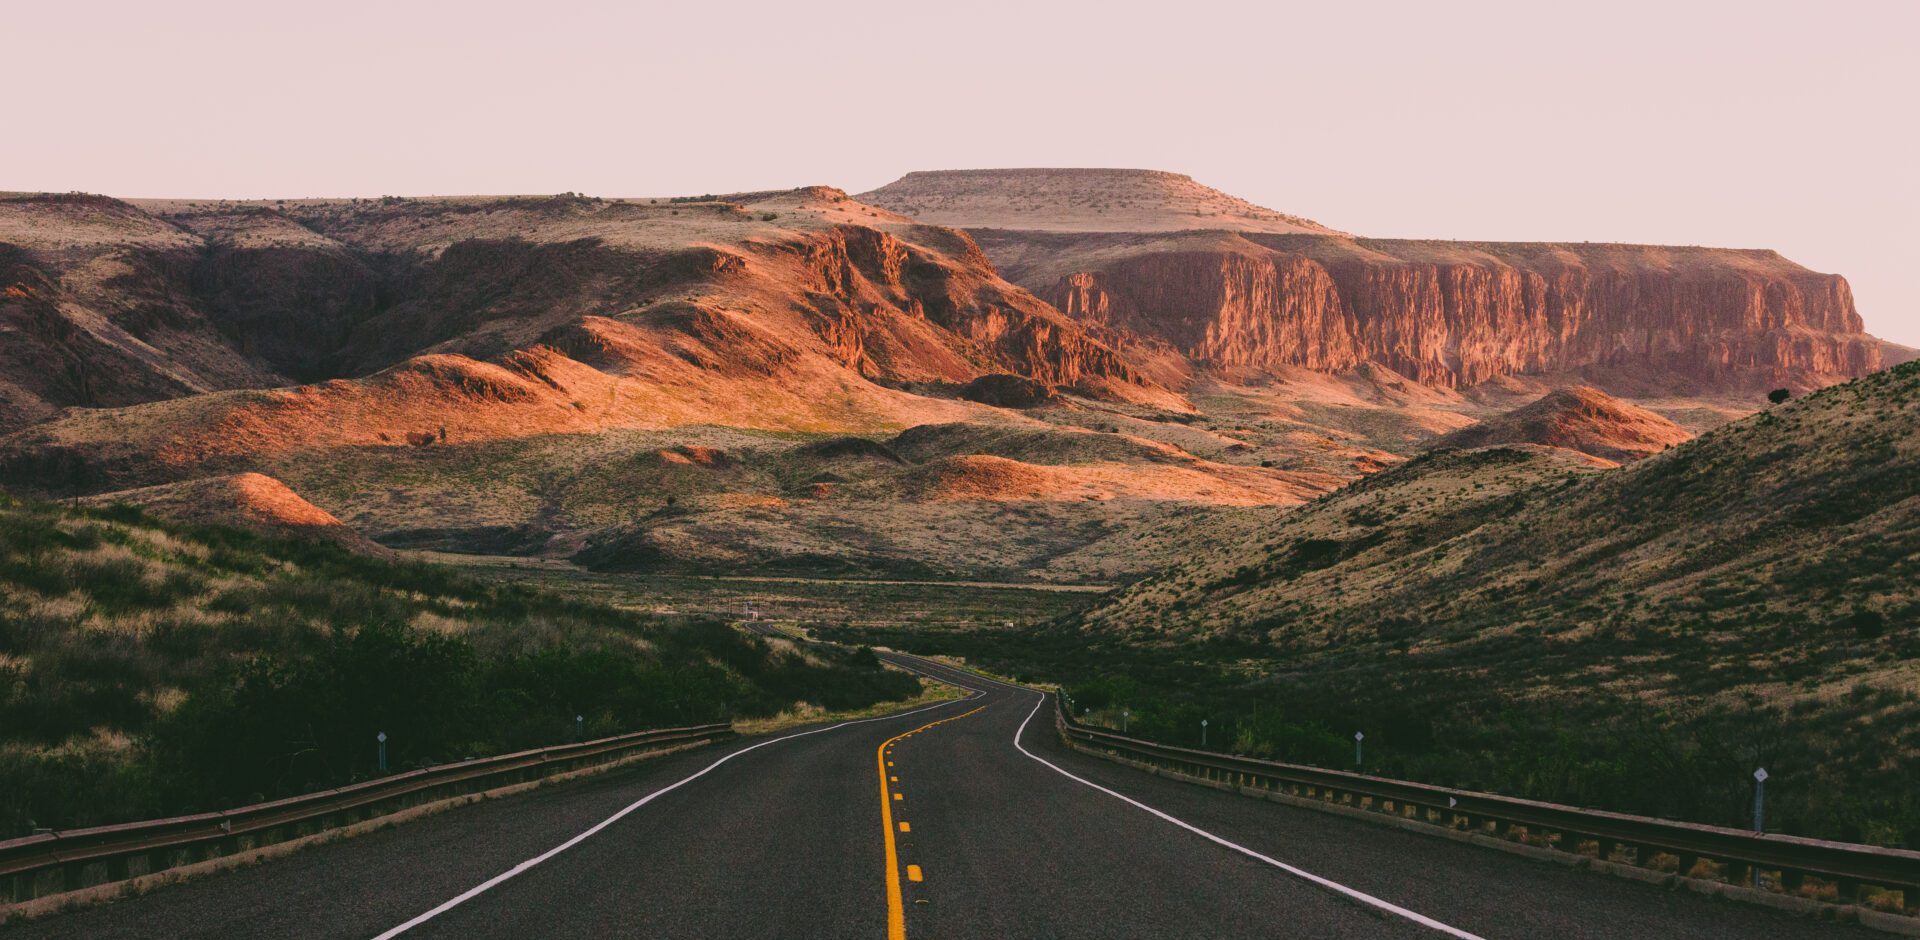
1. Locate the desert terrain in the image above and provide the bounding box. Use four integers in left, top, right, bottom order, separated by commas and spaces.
4, 172, 1894, 586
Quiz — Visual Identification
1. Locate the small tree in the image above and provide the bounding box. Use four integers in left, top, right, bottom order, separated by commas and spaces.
1767, 388, 1791, 405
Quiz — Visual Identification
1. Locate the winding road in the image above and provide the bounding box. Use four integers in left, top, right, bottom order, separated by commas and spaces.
3, 650, 1877, 939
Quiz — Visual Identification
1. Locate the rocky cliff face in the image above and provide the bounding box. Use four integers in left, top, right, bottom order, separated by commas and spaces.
981, 230, 1883, 392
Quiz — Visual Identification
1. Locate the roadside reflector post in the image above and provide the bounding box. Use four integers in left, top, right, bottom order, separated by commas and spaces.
1752, 767, 1768, 832
1354, 731, 1365, 769
1201, 718, 1209, 748
576, 714, 585, 741
377, 731, 388, 774
1122, 708, 1130, 734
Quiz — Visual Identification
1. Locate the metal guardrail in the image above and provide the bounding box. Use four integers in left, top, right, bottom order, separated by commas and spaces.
1055, 695, 1918, 912
1, 722, 732, 906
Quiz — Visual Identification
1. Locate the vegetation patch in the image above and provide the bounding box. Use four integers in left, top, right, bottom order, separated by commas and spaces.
0, 496, 918, 834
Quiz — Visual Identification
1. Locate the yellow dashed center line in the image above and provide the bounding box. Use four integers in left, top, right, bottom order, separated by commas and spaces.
878, 704, 985, 940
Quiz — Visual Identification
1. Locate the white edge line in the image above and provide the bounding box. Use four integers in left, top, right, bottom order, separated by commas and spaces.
370, 691, 981, 939
902, 657, 1485, 940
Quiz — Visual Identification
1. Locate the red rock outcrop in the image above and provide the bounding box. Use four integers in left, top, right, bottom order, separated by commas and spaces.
983, 230, 1883, 392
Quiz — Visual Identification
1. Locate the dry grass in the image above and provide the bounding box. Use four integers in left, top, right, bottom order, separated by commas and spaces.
732, 675, 965, 735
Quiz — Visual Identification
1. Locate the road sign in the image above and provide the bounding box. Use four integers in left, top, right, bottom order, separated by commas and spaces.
1753, 768, 1768, 782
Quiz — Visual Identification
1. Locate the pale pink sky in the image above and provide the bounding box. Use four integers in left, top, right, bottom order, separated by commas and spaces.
7, 0, 1915, 345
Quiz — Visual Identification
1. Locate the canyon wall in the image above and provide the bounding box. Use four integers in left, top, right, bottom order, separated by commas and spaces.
985, 231, 1882, 391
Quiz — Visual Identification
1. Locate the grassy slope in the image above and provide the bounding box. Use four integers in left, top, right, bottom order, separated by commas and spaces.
0, 495, 918, 834
889, 362, 1920, 845
1084, 363, 1920, 688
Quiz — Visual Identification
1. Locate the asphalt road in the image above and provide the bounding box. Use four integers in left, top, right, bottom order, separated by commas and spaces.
4, 649, 1881, 939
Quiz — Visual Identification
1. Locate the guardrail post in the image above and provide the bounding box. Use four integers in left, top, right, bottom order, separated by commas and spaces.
1779, 868, 1805, 894
1673, 852, 1698, 878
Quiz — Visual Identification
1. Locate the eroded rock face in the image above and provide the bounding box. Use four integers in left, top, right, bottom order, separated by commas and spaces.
992, 231, 1882, 391
770, 223, 1148, 393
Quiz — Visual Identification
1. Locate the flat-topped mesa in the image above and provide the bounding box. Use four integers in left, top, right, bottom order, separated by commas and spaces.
857, 168, 1340, 235
972, 229, 1885, 393
865, 168, 1890, 394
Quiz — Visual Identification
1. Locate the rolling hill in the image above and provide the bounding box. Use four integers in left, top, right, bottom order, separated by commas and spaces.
1060, 360, 1920, 842
1427, 386, 1694, 463
0, 187, 1170, 442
